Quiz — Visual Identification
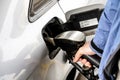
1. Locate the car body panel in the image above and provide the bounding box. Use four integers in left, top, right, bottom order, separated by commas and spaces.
0, 0, 106, 80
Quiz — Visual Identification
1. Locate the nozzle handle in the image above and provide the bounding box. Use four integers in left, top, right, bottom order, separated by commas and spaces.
82, 54, 101, 68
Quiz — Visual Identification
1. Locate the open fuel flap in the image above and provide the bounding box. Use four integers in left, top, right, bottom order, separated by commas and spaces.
41, 4, 104, 80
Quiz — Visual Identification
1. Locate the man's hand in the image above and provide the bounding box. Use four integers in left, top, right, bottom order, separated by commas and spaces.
73, 42, 95, 68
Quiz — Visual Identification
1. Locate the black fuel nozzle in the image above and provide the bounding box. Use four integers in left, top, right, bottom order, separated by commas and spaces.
54, 31, 85, 57
54, 31, 100, 80
54, 31, 100, 67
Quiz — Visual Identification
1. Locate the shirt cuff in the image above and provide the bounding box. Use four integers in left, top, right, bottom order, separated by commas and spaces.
90, 39, 103, 57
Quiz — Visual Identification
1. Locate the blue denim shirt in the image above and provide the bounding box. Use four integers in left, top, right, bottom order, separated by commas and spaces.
90, 0, 120, 79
